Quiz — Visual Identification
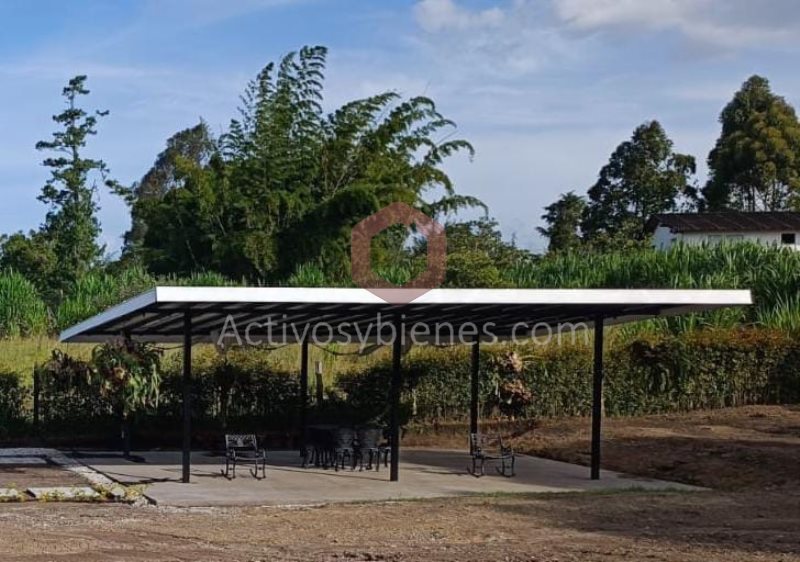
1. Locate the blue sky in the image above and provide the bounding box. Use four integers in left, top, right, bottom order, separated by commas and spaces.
2, 0, 800, 255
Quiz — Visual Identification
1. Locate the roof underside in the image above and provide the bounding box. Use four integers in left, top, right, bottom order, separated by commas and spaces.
59, 287, 752, 344
652, 211, 800, 233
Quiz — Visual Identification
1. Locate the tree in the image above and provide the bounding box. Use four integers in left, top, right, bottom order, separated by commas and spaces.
581, 121, 696, 249
442, 217, 532, 287
120, 122, 215, 262
0, 231, 56, 291
136, 46, 481, 282
538, 191, 585, 253
2, 75, 117, 299
702, 75, 800, 211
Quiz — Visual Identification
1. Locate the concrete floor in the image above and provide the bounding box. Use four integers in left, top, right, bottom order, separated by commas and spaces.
72, 449, 699, 507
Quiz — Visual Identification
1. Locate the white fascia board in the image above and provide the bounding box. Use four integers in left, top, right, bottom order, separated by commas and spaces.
410, 288, 752, 306
58, 289, 158, 342
155, 286, 753, 306
153, 286, 388, 305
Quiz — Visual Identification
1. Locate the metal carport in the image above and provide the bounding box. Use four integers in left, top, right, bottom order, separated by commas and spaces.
60, 286, 751, 483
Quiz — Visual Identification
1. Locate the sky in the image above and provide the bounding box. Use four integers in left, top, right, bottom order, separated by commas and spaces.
2, 0, 800, 256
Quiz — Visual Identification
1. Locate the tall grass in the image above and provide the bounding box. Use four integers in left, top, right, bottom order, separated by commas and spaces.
54, 267, 239, 331
3, 241, 800, 339
284, 263, 335, 287
55, 266, 156, 331
507, 242, 800, 331
0, 272, 51, 337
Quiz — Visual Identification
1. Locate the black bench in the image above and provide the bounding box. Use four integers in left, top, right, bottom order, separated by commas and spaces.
469, 433, 515, 477
223, 434, 267, 480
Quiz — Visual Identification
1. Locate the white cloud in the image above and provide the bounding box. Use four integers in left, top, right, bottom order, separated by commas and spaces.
552, 0, 800, 50
410, 1, 590, 80
413, 0, 800, 60
414, 0, 504, 32
554, 0, 697, 29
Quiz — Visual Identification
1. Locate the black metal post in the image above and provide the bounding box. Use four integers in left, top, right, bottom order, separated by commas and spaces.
182, 311, 192, 484
300, 337, 309, 454
32, 367, 40, 432
591, 316, 604, 480
469, 336, 480, 450
389, 315, 402, 482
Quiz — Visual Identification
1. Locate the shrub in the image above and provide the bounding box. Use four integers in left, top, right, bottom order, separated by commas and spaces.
10, 326, 799, 446
0, 371, 29, 437
351, 328, 800, 422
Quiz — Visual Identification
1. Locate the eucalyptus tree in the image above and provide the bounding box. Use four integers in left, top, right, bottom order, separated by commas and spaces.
120, 122, 215, 262
703, 75, 800, 211
581, 120, 696, 250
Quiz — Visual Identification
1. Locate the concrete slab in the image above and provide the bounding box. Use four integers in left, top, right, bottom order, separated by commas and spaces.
74, 449, 700, 507
0, 457, 47, 465
27, 486, 101, 500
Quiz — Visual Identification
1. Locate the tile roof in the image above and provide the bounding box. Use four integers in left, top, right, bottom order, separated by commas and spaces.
651, 212, 800, 233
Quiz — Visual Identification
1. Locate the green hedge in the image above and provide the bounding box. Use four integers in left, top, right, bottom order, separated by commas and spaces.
347, 328, 800, 420
0, 371, 29, 438
1, 328, 798, 445
33, 355, 300, 440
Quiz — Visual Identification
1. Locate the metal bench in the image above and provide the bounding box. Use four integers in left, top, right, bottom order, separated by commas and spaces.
223, 434, 267, 480
469, 433, 515, 477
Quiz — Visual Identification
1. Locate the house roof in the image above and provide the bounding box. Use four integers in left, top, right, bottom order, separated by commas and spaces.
651, 212, 800, 233
59, 286, 752, 343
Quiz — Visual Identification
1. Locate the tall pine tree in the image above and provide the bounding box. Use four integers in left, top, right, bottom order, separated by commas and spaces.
1, 75, 117, 298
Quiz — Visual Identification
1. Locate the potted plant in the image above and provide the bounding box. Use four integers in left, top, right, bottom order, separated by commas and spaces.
91, 339, 162, 458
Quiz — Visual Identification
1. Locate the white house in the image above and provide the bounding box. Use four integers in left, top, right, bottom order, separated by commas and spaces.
650, 212, 800, 251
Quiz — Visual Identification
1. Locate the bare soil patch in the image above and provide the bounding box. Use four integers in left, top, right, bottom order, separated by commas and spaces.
0, 488, 797, 561
0, 464, 87, 489
406, 404, 800, 490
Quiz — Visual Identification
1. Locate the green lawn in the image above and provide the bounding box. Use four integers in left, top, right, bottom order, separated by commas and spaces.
0, 338, 94, 382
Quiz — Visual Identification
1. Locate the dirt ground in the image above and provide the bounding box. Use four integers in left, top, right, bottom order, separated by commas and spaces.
0, 464, 87, 489
0, 405, 798, 561
406, 404, 800, 490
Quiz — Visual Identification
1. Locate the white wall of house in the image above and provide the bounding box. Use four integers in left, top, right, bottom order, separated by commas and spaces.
653, 226, 800, 251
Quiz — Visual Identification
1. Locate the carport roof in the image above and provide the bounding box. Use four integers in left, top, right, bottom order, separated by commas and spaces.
59, 286, 753, 344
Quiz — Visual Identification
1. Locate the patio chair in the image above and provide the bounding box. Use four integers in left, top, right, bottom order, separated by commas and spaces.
468, 433, 515, 478
302, 425, 337, 468
355, 427, 383, 471
376, 429, 392, 470
223, 434, 267, 480
332, 427, 356, 472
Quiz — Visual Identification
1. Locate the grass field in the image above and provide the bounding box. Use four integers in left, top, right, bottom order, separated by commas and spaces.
0, 338, 93, 382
